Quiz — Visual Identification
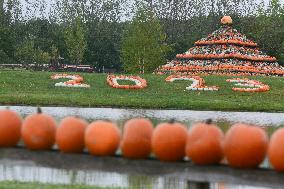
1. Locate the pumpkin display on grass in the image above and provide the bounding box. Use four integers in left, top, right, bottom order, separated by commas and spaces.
0, 108, 22, 147
56, 116, 88, 153
85, 120, 121, 156
21, 107, 57, 150
152, 119, 187, 162
121, 118, 153, 159
223, 123, 268, 169
268, 128, 284, 172
185, 119, 224, 165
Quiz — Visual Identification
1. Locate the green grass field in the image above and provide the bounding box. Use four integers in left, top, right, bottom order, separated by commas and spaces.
0, 70, 283, 112
0, 181, 121, 189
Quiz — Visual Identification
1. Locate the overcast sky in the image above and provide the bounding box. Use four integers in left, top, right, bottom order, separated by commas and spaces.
18, 0, 284, 20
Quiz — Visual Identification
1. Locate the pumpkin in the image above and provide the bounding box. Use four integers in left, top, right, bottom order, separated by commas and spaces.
56, 116, 88, 153
85, 120, 120, 156
268, 128, 284, 172
21, 107, 57, 150
223, 123, 268, 168
152, 119, 187, 162
221, 16, 233, 25
121, 118, 153, 159
185, 119, 224, 165
0, 108, 22, 147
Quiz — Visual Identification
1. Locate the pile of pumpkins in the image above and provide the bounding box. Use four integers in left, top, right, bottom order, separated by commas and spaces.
1, 108, 284, 172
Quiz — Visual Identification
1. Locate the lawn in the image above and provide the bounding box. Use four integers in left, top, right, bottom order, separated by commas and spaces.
0, 70, 283, 112
0, 181, 122, 189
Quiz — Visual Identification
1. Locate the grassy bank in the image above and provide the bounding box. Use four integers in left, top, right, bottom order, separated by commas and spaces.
0, 181, 121, 189
0, 70, 283, 112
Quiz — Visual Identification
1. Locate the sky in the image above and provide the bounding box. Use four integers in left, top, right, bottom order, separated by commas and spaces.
17, 0, 284, 20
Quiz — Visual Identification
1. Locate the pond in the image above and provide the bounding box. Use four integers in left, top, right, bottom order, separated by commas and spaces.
0, 106, 283, 189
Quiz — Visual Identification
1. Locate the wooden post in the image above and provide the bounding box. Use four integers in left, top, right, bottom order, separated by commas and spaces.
187, 181, 210, 189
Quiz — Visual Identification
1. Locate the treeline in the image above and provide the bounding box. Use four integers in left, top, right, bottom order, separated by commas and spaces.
0, 0, 284, 73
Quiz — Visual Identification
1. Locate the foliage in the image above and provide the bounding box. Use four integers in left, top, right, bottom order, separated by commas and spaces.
121, 3, 171, 74
0, 49, 13, 64
0, 26, 15, 63
64, 17, 87, 65
15, 39, 50, 65
1, 0, 284, 69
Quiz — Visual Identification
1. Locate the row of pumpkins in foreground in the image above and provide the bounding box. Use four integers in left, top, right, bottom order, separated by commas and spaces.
0, 108, 284, 172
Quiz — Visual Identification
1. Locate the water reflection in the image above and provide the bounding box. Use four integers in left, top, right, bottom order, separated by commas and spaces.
0, 159, 273, 189
0, 159, 188, 189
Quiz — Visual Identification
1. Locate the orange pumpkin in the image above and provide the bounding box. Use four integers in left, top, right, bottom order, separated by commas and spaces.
223, 123, 268, 168
185, 119, 224, 165
152, 120, 187, 162
0, 108, 22, 147
221, 16, 233, 25
268, 128, 284, 172
21, 107, 56, 150
121, 118, 153, 159
56, 116, 88, 153
85, 120, 121, 156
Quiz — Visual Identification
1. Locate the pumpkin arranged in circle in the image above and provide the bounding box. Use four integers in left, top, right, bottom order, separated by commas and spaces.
21, 107, 57, 150
0, 108, 22, 147
185, 119, 224, 165
152, 120, 187, 162
85, 120, 121, 156
223, 123, 268, 169
56, 116, 88, 153
268, 128, 284, 172
121, 118, 153, 159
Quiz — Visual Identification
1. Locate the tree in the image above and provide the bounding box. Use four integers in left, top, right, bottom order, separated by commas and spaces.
16, 40, 35, 65
64, 17, 87, 65
121, 2, 171, 74
0, 26, 15, 63
15, 39, 50, 66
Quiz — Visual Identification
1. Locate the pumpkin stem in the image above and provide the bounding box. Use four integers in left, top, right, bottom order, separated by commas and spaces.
169, 119, 176, 124
205, 119, 213, 124
37, 107, 42, 114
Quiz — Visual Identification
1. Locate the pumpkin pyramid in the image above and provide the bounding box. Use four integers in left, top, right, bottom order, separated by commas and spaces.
157, 16, 284, 76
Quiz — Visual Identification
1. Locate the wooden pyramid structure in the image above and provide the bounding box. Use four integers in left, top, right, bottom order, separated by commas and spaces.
157, 16, 284, 76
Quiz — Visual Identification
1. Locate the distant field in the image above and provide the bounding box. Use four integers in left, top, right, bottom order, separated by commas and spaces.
0, 181, 121, 189
0, 70, 283, 112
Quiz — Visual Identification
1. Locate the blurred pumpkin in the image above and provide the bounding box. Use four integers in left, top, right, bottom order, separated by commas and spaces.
268, 128, 284, 172
0, 108, 22, 147
186, 119, 224, 165
221, 16, 233, 25
152, 119, 187, 162
121, 118, 153, 159
22, 107, 56, 150
56, 116, 87, 153
85, 120, 120, 156
223, 123, 268, 169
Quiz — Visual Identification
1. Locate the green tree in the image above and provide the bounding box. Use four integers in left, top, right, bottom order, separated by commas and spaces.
36, 48, 51, 65
250, 0, 284, 65
64, 17, 87, 65
15, 39, 50, 66
121, 3, 171, 74
0, 27, 15, 64
15, 40, 36, 65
